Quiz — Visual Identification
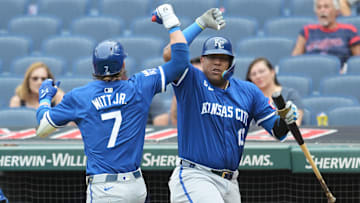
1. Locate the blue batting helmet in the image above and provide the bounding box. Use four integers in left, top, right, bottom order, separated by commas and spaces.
93, 40, 127, 76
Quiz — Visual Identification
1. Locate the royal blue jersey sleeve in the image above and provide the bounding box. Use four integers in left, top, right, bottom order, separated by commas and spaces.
48, 91, 77, 127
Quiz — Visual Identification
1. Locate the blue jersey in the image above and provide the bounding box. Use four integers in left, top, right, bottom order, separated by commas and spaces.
173, 66, 277, 171
46, 69, 165, 175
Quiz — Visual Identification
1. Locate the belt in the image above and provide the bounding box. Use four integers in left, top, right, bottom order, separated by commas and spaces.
180, 159, 234, 180
86, 169, 142, 185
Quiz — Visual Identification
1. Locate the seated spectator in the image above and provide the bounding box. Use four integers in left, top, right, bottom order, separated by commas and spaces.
246, 57, 304, 126
339, 0, 360, 16
292, 0, 360, 74
9, 62, 64, 109
170, 56, 201, 126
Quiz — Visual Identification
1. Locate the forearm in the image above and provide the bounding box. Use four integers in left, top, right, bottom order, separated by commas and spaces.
272, 117, 289, 141
163, 43, 190, 82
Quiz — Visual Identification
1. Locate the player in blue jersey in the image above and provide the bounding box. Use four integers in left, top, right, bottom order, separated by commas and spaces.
35, 4, 189, 202
163, 23, 299, 202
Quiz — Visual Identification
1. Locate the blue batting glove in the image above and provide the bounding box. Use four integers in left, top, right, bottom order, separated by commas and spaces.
39, 79, 60, 103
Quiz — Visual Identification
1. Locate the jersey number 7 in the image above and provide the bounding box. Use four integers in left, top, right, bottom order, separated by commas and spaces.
101, 110, 122, 148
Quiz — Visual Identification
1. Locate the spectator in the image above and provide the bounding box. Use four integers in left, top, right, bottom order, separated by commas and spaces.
9, 62, 64, 109
170, 56, 201, 126
339, 0, 360, 16
246, 57, 304, 126
292, 0, 360, 73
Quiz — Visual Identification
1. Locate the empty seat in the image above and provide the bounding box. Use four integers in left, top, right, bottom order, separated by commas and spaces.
320, 75, 360, 102
12, 56, 66, 77
0, 108, 37, 128
264, 16, 316, 38
142, 57, 164, 70
42, 35, 95, 65
100, 0, 148, 24
57, 77, 93, 93
0, 36, 32, 73
337, 16, 360, 33
328, 106, 360, 126
289, 0, 314, 17
38, 0, 89, 29
188, 36, 209, 59
0, 77, 23, 108
302, 95, 358, 116
233, 57, 255, 80
0, 0, 28, 30
71, 16, 124, 43
73, 57, 92, 77
346, 56, 360, 74
302, 108, 311, 126
124, 56, 137, 78
9, 15, 61, 51
277, 75, 312, 97
225, 0, 284, 27
237, 37, 295, 66
149, 87, 173, 121
279, 55, 340, 92
113, 37, 164, 64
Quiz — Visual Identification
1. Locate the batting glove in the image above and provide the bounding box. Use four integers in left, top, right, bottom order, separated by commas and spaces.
39, 79, 60, 103
276, 100, 298, 125
196, 8, 226, 30
152, 4, 180, 30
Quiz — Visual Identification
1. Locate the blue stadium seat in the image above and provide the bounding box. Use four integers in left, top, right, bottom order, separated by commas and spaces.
328, 106, 360, 126
0, 108, 37, 128
320, 75, 360, 102
201, 17, 259, 43
142, 57, 164, 70
12, 56, 66, 77
0, 36, 32, 74
188, 37, 209, 59
277, 75, 312, 97
337, 16, 360, 33
99, 0, 148, 24
0, 0, 28, 30
9, 15, 62, 51
233, 57, 255, 80
264, 16, 316, 38
42, 35, 95, 66
278, 55, 340, 92
346, 56, 360, 74
71, 16, 124, 43
302, 108, 311, 126
289, 0, 314, 17
72, 57, 92, 78
302, 95, 358, 125
38, 0, 89, 29
57, 77, 92, 93
124, 56, 137, 78
113, 37, 164, 64
225, 0, 284, 27
236, 37, 295, 66
0, 77, 23, 108
149, 87, 173, 121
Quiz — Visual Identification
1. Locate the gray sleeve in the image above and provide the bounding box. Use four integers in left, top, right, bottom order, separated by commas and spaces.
281, 87, 304, 110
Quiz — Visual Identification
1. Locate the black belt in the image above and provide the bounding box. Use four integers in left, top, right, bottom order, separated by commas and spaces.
180, 160, 234, 180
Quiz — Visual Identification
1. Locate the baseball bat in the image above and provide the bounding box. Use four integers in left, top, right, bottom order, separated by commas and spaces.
272, 92, 336, 203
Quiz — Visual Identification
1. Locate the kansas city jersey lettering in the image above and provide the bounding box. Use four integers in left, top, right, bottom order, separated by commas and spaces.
200, 102, 248, 126
91, 92, 126, 110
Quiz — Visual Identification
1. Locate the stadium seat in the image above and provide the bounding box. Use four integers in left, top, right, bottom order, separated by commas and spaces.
11, 56, 66, 78
302, 95, 358, 125
225, 0, 284, 27
277, 75, 312, 97
57, 77, 93, 93
289, 0, 314, 17
188, 36, 209, 59
99, 0, 148, 24
233, 57, 255, 80
337, 16, 360, 33
278, 55, 340, 92
38, 0, 89, 29
264, 16, 316, 38
149, 87, 173, 121
302, 108, 311, 126
201, 17, 259, 43
0, 36, 32, 74
71, 16, 124, 43
124, 56, 137, 78
0, 108, 37, 128
9, 15, 62, 51
72, 57, 92, 78
320, 75, 360, 102
236, 37, 295, 66
113, 37, 164, 64
0, 77, 23, 108
142, 57, 164, 70
42, 35, 95, 66
345, 56, 360, 74
0, 0, 28, 30
328, 106, 360, 126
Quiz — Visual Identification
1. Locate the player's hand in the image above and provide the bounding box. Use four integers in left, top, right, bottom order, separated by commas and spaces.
152, 4, 180, 30
39, 79, 61, 102
276, 101, 298, 125
196, 8, 226, 30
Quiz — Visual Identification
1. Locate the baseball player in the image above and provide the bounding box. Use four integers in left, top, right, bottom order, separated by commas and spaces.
163, 23, 298, 202
35, 4, 189, 202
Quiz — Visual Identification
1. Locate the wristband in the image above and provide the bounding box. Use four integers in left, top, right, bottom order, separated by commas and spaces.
169, 26, 180, 34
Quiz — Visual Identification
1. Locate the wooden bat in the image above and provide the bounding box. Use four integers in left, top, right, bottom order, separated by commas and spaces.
272, 92, 336, 203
